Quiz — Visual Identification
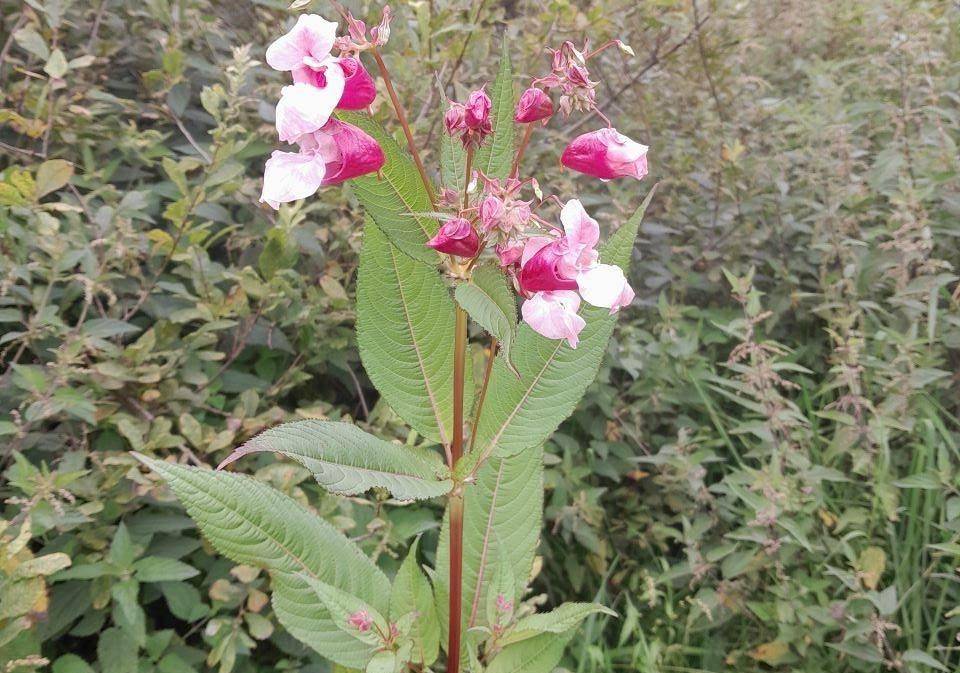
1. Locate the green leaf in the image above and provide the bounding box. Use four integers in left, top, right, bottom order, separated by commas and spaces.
501, 603, 616, 646
455, 264, 519, 377
436, 447, 543, 641
474, 41, 516, 179
217, 420, 452, 501
35, 159, 74, 198
98, 626, 139, 673
356, 219, 473, 445
337, 111, 438, 263
108, 522, 138, 569
302, 575, 387, 648
472, 188, 655, 458
440, 132, 467, 193
133, 454, 390, 670
486, 631, 573, 673
132, 556, 199, 582
53, 654, 96, 673
390, 539, 439, 666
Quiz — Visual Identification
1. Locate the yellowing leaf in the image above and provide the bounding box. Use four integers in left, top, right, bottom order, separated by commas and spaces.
858, 546, 886, 590
749, 641, 790, 665
35, 159, 74, 199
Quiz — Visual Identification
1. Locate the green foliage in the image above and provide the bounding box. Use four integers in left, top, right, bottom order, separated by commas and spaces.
473, 42, 516, 180
454, 264, 519, 376
219, 420, 452, 500
356, 219, 473, 445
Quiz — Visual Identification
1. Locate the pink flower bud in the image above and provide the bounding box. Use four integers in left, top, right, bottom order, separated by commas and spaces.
444, 103, 466, 136
479, 195, 505, 231
514, 87, 553, 123
464, 88, 492, 130
336, 57, 377, 110
495, 241, 523, 267
426, 218, 481, 257
347, 610, 373, 632
495, 594, 514, 613
561, 128, 649, 181
371, 5, 392, 46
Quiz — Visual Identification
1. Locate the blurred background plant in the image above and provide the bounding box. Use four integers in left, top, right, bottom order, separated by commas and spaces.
1, 0, 958, 672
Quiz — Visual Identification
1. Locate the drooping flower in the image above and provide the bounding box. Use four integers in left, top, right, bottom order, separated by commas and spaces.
334, 57, 377, 109
260, 120, 384, 209
426, 217, 481, 257
521, 291, 586, 348
561, 128, 649, 181
515, 87, 554, 123
347, 610, 373, 632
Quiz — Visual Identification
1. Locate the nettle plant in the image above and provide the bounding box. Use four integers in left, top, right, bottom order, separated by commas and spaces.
136, 6, 653, 673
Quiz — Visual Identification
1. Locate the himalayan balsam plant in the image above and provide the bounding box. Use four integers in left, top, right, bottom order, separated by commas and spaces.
135, 6, 654, 673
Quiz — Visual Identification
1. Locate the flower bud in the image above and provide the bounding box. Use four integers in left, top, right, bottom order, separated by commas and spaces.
479, 195, 505, 231
425, 217, 481, 257
464, 88, 492, 130
514, 87, 554, 123
561, 128, 648, 181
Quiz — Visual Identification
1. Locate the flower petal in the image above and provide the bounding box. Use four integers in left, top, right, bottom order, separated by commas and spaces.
521, 290, 586, 349
275, 72, 345, 142
266, 14, 338, 71
259, 149, 326, 210
576, 263, 635, 312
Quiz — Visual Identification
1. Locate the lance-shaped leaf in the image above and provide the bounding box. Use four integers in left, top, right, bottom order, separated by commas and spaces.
390, 539, 440, 666
133, 454, 390, 670
435, 446, 543, 643
337, 111, 438, 263
217, 421, 452, 501
499, 602, 616, 647
357, 219, 473, 446
472, 188, 656, 458
474, 41, 516, 179
485, 631, 574, 673
454, 265, 519, 377
440, 132, 467, 193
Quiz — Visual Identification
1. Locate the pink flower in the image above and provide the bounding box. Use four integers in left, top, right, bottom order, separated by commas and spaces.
260, 120, 384, 209
335, 57, 377, 110
495, 594, 514, 613
347, 610, 373, 632
444, 103, 466, 136
561, 128, 649, 181
519, 238, 578, 293
515, 87, 554, 123
479, 195, 505, 231
275, 77, 345, 142
521, 291, 586, 348
576, 263, 635, 313
266, 14, 338, 73
426, 217, 481, 257
495, 241, 523, 267
465, 88, 492, 130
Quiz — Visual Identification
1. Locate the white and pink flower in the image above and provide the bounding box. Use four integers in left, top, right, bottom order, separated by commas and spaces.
561, 128, 649, 181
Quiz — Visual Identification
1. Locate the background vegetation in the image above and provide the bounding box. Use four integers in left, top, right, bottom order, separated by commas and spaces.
1, 0, 959, 672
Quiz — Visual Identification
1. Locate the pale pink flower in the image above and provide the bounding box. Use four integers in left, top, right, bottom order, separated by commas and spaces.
495, 241, 523, 267
576, 263, 635, 313
425, 217, 481, 257
479, 195, 505, 232
347, 610, 373, 632
515, 87, 554, 123
521, 291, 586, 348
370, 5, 392, 46
265, 14, 338, 73
561, 128, 649, 181
260, 120, 384, 209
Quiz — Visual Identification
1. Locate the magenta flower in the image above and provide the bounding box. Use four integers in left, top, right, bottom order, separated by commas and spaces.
260, 120, 384, 209
521, 291, 586, 349
561, 128, 649, 181
465, 88, 492, 129
444, 87, 493, 147
426, 217, 481, 258
336, 57, 377, 110
515, 87, 554, 123
347, 610, 373, 632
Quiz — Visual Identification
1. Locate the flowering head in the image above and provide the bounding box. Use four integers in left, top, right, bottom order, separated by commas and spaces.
444, 88, 493, 148
561, 128, 648, 181
515, 87, 554, 123
426, 217, 481, 258
347, 610, 373, 632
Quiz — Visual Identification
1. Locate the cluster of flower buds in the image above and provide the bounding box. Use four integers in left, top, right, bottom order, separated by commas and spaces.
433, 36, 648, 348
260, 14, 387, 209
443, 88, 493, 148
334, 4, 392, 53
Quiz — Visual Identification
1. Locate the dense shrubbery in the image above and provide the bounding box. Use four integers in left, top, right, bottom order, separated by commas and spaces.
1, 1, 958, 672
